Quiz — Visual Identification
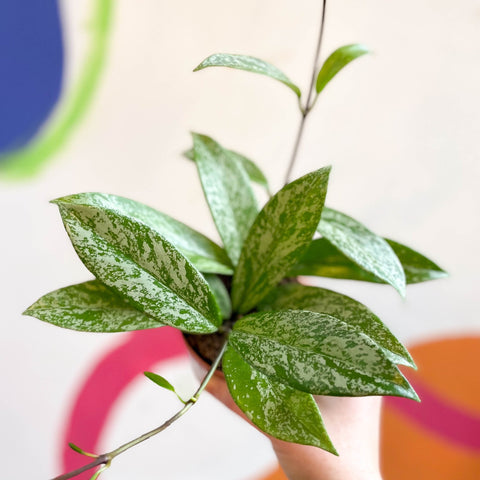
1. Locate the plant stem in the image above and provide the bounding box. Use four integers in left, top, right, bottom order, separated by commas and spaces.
51, 337, 229, 480
284, 0, 327, 185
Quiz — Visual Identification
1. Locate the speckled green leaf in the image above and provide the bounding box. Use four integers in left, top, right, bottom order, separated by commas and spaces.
316, 44, 370, 95
204, 274, 231, 320
230, 310, 418, 400
318, 208, 406, 296
24, 280, 163, 332
193, 134, 258, 265
289, 238, 381, 281
54, 192, 232, 275
223, 345, 336, 452
226, 150, 270, 193
259, 283, 414, 368
53, 198, 222, 333
232, 167, 331, 313
291, 237, 446, 286
385, 239, 447, 284
184, 147, 270, 193
194, 53, 301, 98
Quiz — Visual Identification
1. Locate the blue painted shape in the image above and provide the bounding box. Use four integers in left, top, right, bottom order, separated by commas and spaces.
0, 0, 64, 155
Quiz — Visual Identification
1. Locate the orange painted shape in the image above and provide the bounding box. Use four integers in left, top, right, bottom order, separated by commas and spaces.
381, 405, 480, 480
407, 337, 480, 416
382, 336, 480, 480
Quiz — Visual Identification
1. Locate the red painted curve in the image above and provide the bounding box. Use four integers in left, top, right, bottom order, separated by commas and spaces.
61, 327, 187, 479
386, 379, 480, 451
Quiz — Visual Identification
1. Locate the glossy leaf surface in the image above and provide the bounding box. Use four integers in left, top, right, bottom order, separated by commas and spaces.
24, 280, 163, 332
204, 274, 232, 320
291, 237, 446, 285
55, 192, 232, 274
194, 53, 301, 97
259, 283, 414, 367
54, 197, 222, 333
223, 345, 336, 452
225, 149, 270, 192
230, 310, 418, 400
316, 44, 370, 94
185, 147, 270, 193
232, 167, 331, 313
318, 208, 406, 296
386, 239, 447, 284
193, 133, 258, 265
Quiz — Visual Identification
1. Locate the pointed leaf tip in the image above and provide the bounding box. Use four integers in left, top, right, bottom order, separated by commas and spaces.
232, 167, 331, 313
318, 208, 406, 296
144, 372, 186, 403
194, 53, 301, 97
68, 442, 97, 458
316, 44, 370, 95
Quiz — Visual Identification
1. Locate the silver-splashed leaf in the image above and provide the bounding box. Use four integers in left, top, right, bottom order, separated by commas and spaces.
223, 345, 336, 452
53, 192, 233, 275
53, 199, 221, 333
385, 239, 448, 284
232, 167, 330, 313
193, 133, 258, 265
194, 53, 301, 97
318, 208, 406, 296
230, 310, 418, 400
24, 280, 163, 332
184, 147, 270, 193
292, 237, 447, 286
203, 274, 232, 320
259, 283, 414, 368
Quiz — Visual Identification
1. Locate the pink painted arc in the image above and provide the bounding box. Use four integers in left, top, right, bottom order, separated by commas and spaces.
386, 380, 480, 451
61, 327, 187, 479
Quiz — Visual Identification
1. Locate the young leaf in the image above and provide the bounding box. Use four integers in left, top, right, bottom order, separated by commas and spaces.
52, 192, 233, 275
192, 133, 258, 265
230, 310, 418, 400
68, 442, 97, 458
194, 53, 301, 98
318, 208, 406, 296
203, 274, 232, 320
53, 198, 222, 334
24, 280, 164, 333
223, 345, 336, 452
316, 44, 370, 95
259, 283, 414, 368
184, 147, 270, 193
144, 372, 186, 404
232, 167, 331, 313
291, 238, 447, 286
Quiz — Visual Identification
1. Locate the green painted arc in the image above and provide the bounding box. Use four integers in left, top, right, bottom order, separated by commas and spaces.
0, 0, 113, 178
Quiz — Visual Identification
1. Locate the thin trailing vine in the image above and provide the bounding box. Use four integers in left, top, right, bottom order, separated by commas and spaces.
52, 338, 229, 480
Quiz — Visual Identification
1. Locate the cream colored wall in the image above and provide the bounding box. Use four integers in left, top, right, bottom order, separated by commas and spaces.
1, 0, 479, 478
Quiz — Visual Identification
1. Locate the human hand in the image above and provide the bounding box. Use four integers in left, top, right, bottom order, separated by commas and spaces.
190, 355, 384, 480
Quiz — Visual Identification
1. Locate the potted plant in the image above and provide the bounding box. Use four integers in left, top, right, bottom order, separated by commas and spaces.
24, 4, 446, 479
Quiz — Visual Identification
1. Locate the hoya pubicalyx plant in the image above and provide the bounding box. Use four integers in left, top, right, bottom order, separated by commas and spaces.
25, 30, 446, 480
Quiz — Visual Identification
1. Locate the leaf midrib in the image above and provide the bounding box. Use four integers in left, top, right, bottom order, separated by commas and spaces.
232, 329, 396, 382
65, 208, 217, 326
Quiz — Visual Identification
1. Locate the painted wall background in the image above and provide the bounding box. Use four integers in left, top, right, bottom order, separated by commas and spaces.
1, 0, 479, 478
